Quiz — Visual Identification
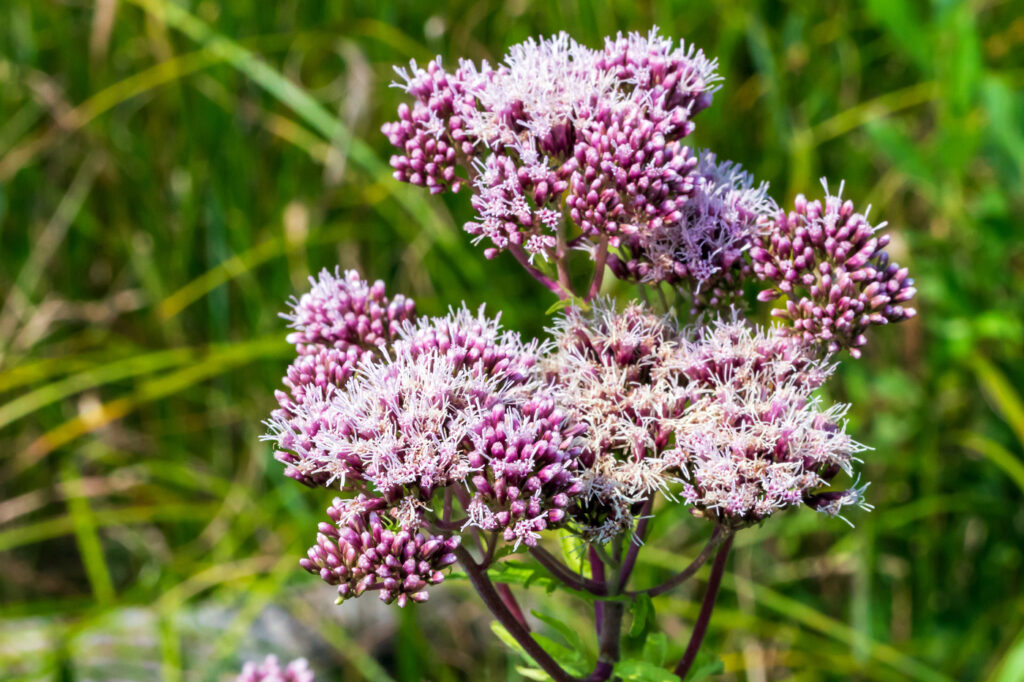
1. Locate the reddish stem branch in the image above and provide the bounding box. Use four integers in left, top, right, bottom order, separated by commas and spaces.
673, 534, 734, 679
586, 236, 609, 301
508, 244, 569, 298
617, 497, 654, 592
529, 546, 607, 595
495, 582, 529, 631
455, 546, 578, 682
627, 527, 726, 598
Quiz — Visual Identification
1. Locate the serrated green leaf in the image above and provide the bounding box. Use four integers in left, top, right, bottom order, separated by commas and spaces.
558, 528, 588, 569
490, 622, 529, 659
491, 619, 589, 678
533, 632, 589, 676
488, 560, 627, 605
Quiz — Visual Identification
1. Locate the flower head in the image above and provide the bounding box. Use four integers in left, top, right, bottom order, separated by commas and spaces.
611, 152, 775, 310
382, 57, 479, 194
464, 399, 588, 548
542, 299, 690, 542
597, 27, 722, 123
671, 316, 868, 524
301, 495, 459, 607
383, 28, 719, 260
283, 267, 415, 353
268, 269, 416, 485
751, 181, 917, 357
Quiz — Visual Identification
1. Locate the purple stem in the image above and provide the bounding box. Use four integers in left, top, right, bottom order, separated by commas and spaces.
442, 488, 453, 524
495, 582, 529, 632
586, 236, 609, 302
455, 545, 578, 682
589, 546, 606, 636
628, 527, 726, 598
528, 546, 607, 595
508, 243, 569, 298
673, 534, 734, 679
617, 498, 654, 592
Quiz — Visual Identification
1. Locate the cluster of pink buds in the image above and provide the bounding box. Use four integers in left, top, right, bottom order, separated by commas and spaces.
382, 27, 720, 262
465, 399, 589, 548
381, 58, 477, 194
301, 495, 460, 607
751, 183, 917, 357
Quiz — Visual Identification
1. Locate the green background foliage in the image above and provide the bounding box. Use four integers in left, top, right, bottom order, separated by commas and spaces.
1, 1, 1022, 680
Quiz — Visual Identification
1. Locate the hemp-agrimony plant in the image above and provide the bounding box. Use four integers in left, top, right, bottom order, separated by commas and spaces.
262, 28, 916, 681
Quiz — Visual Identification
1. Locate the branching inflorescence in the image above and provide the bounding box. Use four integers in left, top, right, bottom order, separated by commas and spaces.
260, 26, 917, 682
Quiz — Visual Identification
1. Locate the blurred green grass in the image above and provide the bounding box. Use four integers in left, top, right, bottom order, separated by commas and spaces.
1, 1, 1022, 680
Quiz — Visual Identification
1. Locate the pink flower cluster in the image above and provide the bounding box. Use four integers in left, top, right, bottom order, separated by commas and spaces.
265, 28, 921, 621
537, 301, 867, 538
674, 317, 868, 523
266, 271, 889, 605
383, 29, 916, 356
751, 183, 917, 357
265, 274, 591, 604
382, 28, 720, 261
270, 268, 415, 486
301, 495, 460, 607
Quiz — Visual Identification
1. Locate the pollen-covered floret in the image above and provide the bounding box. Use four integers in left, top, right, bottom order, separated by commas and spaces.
750, 181, 917, 357
612, 152, 775, 310
301, 495, 459, 607
542, 299, 691, 543
237, 655, 314, 682
671, 316, 869, 524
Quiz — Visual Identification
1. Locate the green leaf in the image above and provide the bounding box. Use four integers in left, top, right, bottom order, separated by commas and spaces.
642, 633, 669, 667
490, 622, 529, 659
514, 666, 551, 681
629, 594, 655, 639
989, 626, 1024, 682
684, 650, 724, 681
533, 632, 589, 676
531, 610, 588, 656
972, 356, 1024, 450
615, 659, 681, 682
545, 295, 589, 315
488, 560, 626, 604
491, 620, 588, 678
